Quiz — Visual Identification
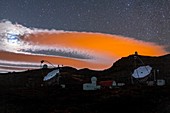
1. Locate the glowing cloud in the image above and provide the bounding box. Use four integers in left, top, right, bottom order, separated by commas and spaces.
0, 20, 168, 72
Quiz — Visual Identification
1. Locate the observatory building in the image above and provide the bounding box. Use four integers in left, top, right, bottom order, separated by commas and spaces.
83, 76, 101, 90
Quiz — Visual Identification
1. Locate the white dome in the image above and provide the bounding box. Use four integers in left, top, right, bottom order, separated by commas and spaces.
91, 76, 97, 82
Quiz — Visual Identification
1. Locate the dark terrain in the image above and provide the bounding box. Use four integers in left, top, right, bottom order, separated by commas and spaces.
0, 54, 170, 113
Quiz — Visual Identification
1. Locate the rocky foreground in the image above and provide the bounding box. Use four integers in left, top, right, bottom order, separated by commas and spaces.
0, 85, 170, 113
0, 54, 170, 113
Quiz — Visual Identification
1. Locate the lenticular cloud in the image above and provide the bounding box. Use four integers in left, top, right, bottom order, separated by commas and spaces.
0, 20, 90, 59
0, 20, 167, 72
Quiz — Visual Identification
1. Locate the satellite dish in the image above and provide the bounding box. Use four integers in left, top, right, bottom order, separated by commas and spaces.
132, 65, 152, 79
43, 69, 60, 81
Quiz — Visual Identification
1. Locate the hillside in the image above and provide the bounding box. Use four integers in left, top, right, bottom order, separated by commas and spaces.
1, 53, 170, 87
0, 54, 170, 113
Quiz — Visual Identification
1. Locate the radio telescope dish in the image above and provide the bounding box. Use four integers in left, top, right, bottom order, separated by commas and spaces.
43, 69, 60, 81
132, 65, 152, 79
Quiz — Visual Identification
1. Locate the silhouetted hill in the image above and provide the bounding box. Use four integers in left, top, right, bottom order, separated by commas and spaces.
0, 54, 170, 113
1, 54, 170, 87
105, 54, 170, 83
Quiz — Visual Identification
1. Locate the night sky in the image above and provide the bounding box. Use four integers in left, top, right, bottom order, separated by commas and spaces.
0, 0, 170, 49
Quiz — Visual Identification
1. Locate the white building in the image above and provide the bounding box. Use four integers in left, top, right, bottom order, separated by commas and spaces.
157, 79, 165, 86
83, 77, 101, 90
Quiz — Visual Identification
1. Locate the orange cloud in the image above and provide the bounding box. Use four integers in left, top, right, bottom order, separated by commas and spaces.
0, 20, 167, 72
25, 32, 167, 58
0, 32, 168, 71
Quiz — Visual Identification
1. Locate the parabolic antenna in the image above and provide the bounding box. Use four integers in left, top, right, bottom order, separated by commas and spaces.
132, 65, 152, 79
43, 69, 60, 81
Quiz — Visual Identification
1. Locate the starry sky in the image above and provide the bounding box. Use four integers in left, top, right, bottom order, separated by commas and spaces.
0, 0, 170, 50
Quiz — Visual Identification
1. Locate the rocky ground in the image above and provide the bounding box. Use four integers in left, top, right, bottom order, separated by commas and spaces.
0, 85, 170, 113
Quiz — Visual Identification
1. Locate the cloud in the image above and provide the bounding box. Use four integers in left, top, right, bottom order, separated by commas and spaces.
22, 48, 93, 59
0, 20, 168, 72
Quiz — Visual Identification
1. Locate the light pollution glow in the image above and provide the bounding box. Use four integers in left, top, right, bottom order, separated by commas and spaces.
0, 20, 168, 72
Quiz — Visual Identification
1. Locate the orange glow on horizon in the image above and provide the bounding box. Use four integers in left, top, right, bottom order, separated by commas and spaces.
0, 51, 108, 70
